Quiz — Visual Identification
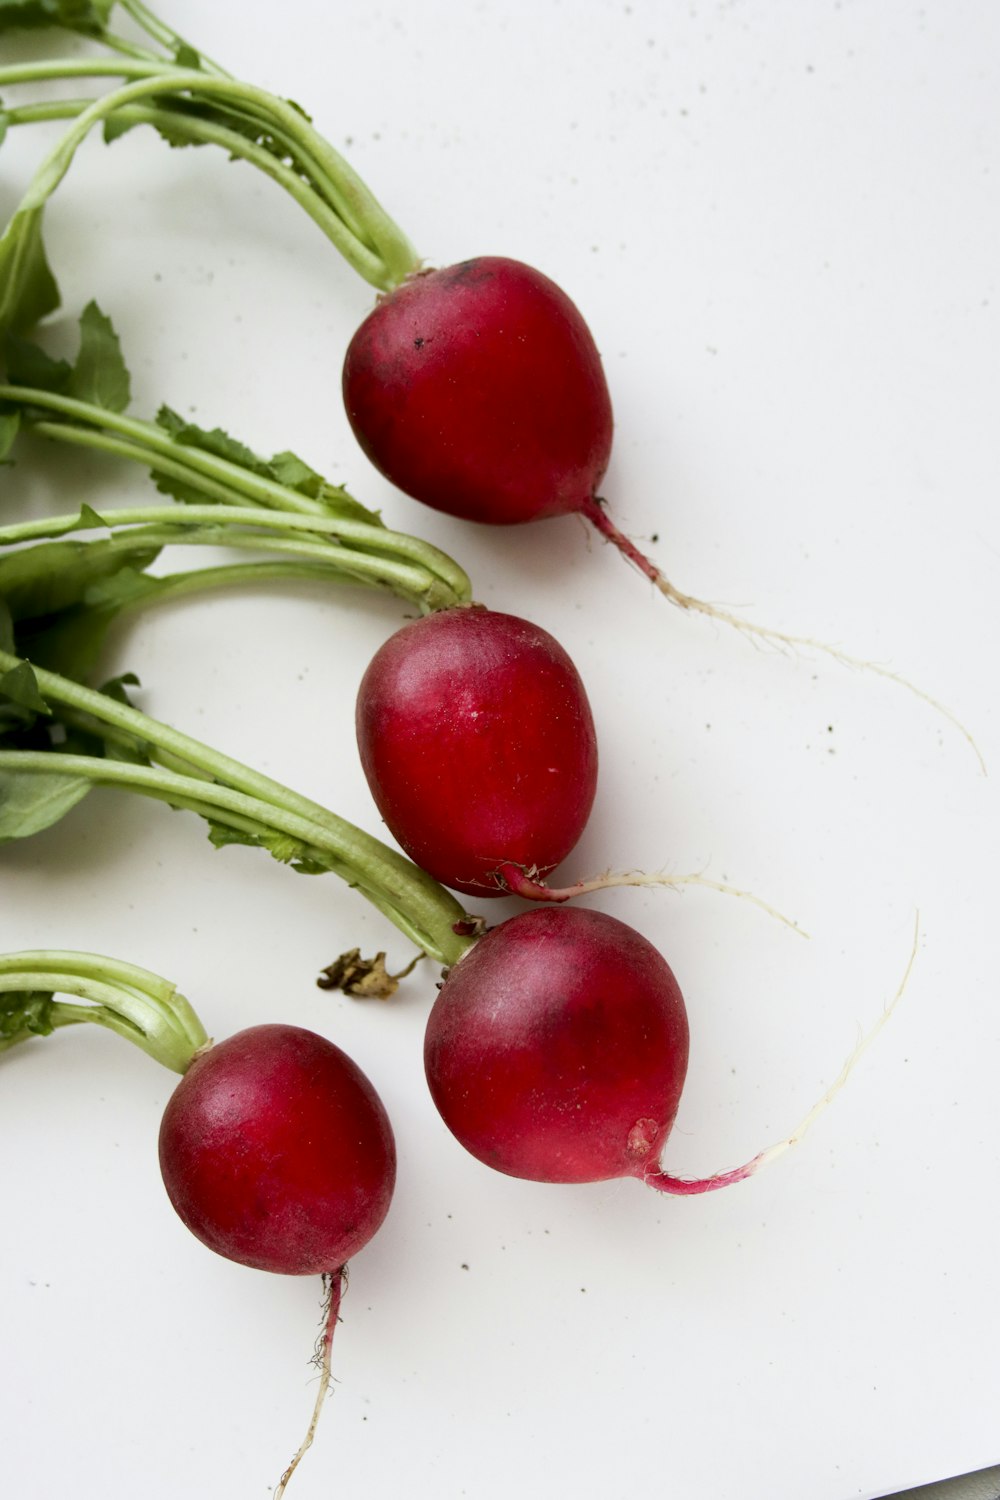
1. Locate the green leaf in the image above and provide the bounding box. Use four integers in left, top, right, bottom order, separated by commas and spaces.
2, 331, 72, 393
150, 468, 211, 505
0, 410, 19, 462
269, 449, 324, 496
77, 503, 107, 530
0, 599, 13, 653
0, 206, 60, 337
206, 819, 326, 871
84, 562, 162, 607
156, 405, 263, 471
0, 538, 153, 624
315, 480, 381, 525
0, 536, 159, 679
67, 301, 130, 412
0, 1, 61, 30
102, 113, 137, 146
174, 42, 200, 69
0, 0, 114, 34
0, 990, 56, 1040
206, 820, 257, 851
269, 450, 382, 525
0, 660, 50, 714
152, 408, 383, 524
0, 768, 91, 839
98, 670, 140, 706
19, 602, 120, 681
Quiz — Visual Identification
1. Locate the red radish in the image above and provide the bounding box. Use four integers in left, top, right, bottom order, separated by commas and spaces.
343, 257, 613, 527
425, 906, 916, 1195
425, 907, 693, 1186
158, 1022, 397, 1492
159, 1023, 396, 1274
356, 604, 598, 897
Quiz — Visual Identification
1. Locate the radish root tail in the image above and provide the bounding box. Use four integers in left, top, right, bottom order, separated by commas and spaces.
644, 911, 921, 1196
581, 499, 985, 774
274, 1266, 346, 1499
495, 862, 807, 938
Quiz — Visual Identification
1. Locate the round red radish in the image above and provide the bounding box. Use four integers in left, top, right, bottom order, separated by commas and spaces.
159, 1024, 396, 1275
342, 257, 613, 525
424, 907, 689, 1183
356, 605, 598, 897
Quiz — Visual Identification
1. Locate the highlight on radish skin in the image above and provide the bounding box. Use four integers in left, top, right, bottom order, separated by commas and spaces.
424, 907, 918, 1192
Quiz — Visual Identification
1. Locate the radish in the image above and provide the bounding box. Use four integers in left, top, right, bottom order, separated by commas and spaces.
356, 604, 598, 897
425, 906, 916, 1194
159, 1023, 395, 1276
343, 258, 613, 528
0, 950, 395, 1497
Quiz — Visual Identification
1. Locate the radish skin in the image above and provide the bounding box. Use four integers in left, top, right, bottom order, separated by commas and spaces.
356, 605, 598, 897
425, 907, 689, 1185
344, 258, 613, 527
159, 1024, 396, 1274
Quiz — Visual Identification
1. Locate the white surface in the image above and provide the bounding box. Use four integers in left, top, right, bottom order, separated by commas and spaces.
2, 3, 998, 1498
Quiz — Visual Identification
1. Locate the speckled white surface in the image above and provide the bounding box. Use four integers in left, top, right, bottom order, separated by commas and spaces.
2, 4, 999, 1499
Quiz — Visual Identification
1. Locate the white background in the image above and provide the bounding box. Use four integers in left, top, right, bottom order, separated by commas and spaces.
2, 3, 998, 1498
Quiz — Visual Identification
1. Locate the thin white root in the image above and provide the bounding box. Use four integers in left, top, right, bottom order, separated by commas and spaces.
565, 869, 809, 939
656, 577, 986, 776
273, 1269, 344, 1499
754, 911, 921, 1173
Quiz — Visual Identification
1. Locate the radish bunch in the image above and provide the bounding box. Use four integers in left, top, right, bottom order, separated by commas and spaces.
0, 6, 925, 1495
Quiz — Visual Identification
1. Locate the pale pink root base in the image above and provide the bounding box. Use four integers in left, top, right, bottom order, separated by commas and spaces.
274, 1266, 346, 1499
643, 1157, 762, 1196
579, 498, 985, 773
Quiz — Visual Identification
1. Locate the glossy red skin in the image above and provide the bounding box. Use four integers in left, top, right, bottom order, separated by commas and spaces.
342, 257, 614, 525
356, 606, 598, 897
159, 1025, 396, 1275
424, 907, 690, 1184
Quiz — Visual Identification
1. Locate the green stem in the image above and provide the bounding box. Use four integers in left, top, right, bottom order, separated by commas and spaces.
0, 60, 163, 87
90, 32, 165, 66
0, 512, 468, 617
101, 525, 438, 603
0, 651, 475, 966
0, 746, 471, 963
117, 0, 230, 76
0, 388, 330, 515
6, 66, 417, 288
0, 951, 208, 1072
0, 386, 472, 605
115, 557, 400, 608
2, 95, 372, 251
